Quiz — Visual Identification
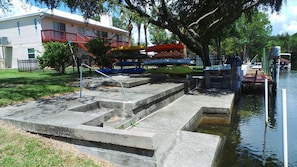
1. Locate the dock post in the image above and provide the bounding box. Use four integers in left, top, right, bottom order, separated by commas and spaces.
282, 89, 288, 167
265, 79, 268, 125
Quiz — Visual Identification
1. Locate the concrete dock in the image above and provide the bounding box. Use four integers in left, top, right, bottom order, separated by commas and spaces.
0, 74, 235, 167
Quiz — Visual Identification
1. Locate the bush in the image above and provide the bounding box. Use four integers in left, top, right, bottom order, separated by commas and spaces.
38, 42, 72, 74
85, 38, 112, 68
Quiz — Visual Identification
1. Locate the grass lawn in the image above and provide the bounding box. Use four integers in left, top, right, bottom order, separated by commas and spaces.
0, 68, 113, 167
0, 121, 112, 167
0, 68, 91, 106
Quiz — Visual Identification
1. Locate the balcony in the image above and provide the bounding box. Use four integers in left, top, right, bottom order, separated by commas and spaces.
41, 29, 128, 48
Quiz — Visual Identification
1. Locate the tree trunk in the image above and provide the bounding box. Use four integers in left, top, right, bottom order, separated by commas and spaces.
216, 37, 221, 60
144, 23, 148, 47
202, 43, 211, 67
128, 20, 133, 46
137, 23, 141, 45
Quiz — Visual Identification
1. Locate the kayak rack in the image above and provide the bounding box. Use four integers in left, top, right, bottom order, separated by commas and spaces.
79, 63, 129, 101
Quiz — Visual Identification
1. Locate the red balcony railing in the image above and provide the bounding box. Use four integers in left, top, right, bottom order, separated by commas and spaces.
41, 29, 128, 48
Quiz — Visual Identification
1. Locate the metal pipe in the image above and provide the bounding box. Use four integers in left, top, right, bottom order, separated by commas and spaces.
282, 89, 288, 167
265, 78, 268, 125
80, 66, 83, 98
80, 63, 129, 101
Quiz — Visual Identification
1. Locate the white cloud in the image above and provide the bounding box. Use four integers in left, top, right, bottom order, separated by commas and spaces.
269, 0, 297, 35
0, 0, 40, 17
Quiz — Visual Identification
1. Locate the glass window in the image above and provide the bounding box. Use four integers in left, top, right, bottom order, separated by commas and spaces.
17, 21, 20, 35
34, 19, 38, 32
116, 34, 122, 41
78, 27, 85, 37
28, 48, 35, 59
102, 31, 108, 38
86, 28, 93, 37
53, 22, 66, 40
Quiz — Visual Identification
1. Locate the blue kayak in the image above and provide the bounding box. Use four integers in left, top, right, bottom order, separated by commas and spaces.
116, 61, 141, 66
97, 68, 145, 74
144, 58, 192, 65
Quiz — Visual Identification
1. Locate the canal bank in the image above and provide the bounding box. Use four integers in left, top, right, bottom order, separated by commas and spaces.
0, 74, 235, 166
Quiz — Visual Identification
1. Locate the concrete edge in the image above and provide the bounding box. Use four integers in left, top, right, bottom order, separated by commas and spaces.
1, 118, 157, 151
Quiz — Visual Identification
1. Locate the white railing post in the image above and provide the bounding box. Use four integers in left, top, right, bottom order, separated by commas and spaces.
80, 65, 83, 98
282, 89, 288, 167
265, 78, 269, 125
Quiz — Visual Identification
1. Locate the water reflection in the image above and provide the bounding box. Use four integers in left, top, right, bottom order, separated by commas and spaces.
214, 70, 297, 167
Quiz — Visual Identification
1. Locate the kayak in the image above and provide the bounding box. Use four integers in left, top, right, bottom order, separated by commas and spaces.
146, 66, 193, 74
145, 43, 184, 52
97, 68, 145, 74
153, 51, 184, 59
116, 61, 141, 66
144, 58, 192, 65
111, 45, 145, 52
108, 51, 148, 59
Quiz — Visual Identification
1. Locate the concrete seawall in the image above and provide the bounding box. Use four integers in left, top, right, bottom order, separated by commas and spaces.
0, 75, 235, 166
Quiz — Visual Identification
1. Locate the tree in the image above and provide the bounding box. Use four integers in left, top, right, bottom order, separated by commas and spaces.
37, 42, 72, 74
220, 10, 272, 62
0, 0, 10, 14
85, 38, 112, 68
18, 0, 285, 66
149, 25, 179, 45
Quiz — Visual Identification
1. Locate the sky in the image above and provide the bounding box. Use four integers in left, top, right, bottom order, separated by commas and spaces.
1, 0, 297, 37
269, 0, 297, 35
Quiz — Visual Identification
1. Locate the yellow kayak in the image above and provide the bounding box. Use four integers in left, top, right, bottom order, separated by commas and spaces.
111, 45, 146, 52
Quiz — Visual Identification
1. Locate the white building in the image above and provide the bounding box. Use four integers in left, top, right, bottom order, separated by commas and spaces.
0, 8, 128, 69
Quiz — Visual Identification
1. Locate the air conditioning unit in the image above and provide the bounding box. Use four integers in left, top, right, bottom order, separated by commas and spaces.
0, 37, 8, 45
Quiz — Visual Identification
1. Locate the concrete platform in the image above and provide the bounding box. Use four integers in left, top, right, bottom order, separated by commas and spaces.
0, 75, 235, 167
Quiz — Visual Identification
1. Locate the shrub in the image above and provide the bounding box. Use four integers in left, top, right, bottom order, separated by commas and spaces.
85, 38, 112, 68
38, 42, 72, 74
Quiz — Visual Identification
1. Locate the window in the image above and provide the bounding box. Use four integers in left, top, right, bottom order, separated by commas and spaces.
17, 21, 20, 35
78, 27, 85, 37
96, 30, 108, 39
53, 22, 66, 40
28, 48, 35, 59
34, 19, 38, 33
102, 31, 108, 39
86, 28, 93, 37
116, 34, 122, 41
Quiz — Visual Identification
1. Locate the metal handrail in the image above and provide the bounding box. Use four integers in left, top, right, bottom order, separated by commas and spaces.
79, 63, 128, 101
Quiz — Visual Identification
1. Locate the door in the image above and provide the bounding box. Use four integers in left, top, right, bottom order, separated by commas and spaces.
5, 47, 12, 68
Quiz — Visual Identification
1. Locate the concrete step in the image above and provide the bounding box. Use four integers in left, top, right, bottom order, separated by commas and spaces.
162, 131, 222, 167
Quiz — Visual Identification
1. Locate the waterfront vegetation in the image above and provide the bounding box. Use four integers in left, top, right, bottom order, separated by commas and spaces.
0, 68, 92, 107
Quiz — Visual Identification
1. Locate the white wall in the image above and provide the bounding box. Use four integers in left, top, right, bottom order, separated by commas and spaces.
0, 12, 127, 68
0, 15, 43, 68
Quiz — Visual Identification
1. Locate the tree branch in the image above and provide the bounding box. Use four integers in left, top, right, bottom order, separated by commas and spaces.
188, 6, 220, 28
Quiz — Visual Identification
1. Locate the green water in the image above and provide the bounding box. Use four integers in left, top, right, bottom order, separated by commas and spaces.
199, 70, 297, 167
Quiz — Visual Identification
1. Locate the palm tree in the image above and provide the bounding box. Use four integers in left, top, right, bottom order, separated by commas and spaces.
127, 18, 133, 46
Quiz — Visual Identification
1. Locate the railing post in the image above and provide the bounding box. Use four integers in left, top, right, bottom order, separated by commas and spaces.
265, 78, 268, 125
282, 89, 288, 167
80, 65, 83, 98
79, 63, 128, 101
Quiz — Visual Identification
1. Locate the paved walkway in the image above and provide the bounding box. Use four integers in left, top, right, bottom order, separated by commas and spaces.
0, 75, 235, 167
129, 91, 234, 166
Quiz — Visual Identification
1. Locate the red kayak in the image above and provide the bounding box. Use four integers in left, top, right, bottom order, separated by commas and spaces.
145, 43, 184, 52
153, 51, 184, 59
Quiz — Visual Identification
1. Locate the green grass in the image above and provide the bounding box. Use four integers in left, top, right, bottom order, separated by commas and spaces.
0, 69, 111, 167
0, 68, 92, 106
0, 121, 109, 167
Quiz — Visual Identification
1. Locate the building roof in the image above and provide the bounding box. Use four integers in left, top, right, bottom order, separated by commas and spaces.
0, 8, 128, 34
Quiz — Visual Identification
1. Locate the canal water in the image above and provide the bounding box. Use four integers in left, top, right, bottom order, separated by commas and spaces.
198, 70, 297, 166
